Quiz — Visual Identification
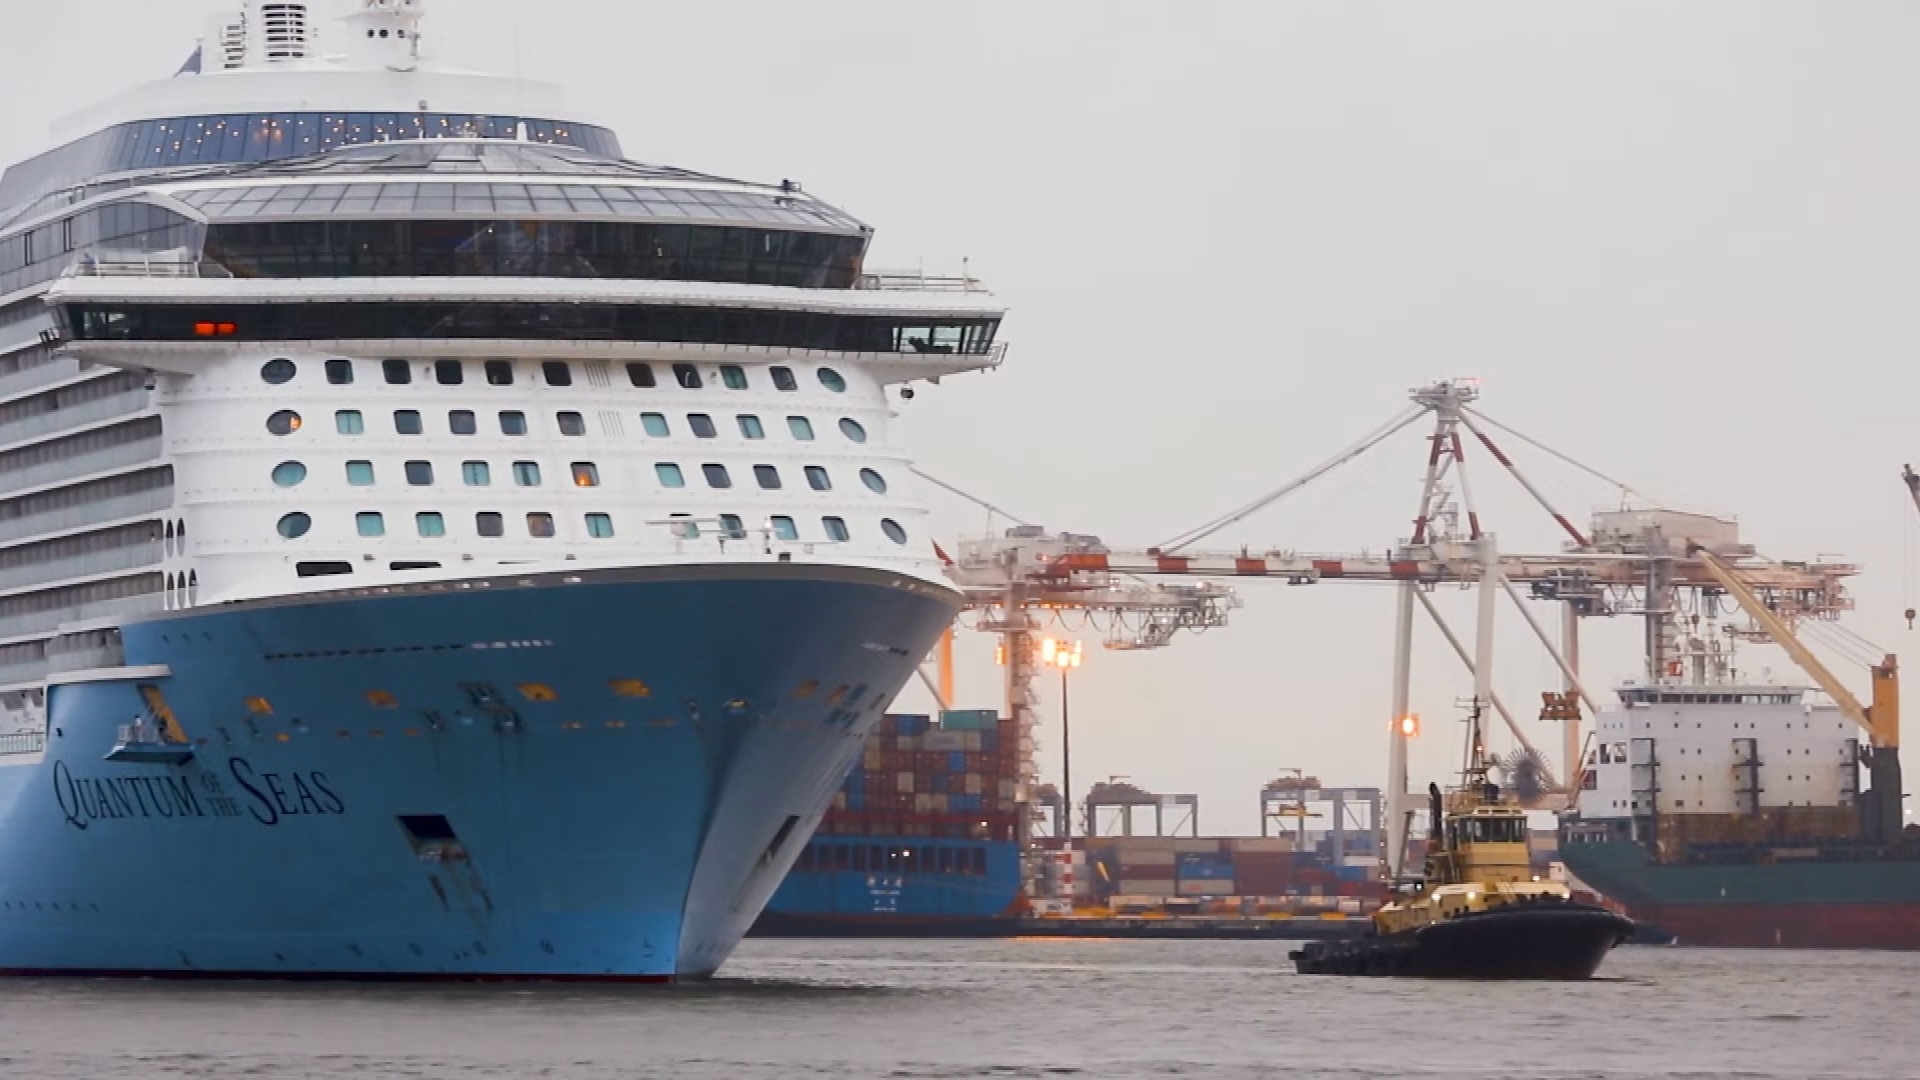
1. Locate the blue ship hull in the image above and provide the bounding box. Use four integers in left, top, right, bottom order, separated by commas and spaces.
0, 561, 957, 979
757, 836, 1025, 935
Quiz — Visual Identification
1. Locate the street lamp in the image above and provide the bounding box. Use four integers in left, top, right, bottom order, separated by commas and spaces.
1042, 637, 1084, 840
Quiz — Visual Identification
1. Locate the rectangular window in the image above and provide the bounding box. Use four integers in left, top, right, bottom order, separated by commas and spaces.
336, 409, 365, 435
542, 361, 573, 386
585, 512, 615, 538
346, 460, 375, 485
485, 360, 513, 386
404, 460, 434, 485
655, 462, 685, 488
702, 463, 732, 488
720, 364, 748, 389
325, 359, 354, 385
382, 358, 412, 385
449, 409, 477, 435
416, 511, 446, 537
476, 511, 504, 537
499, 410, 527, 435
771, 366, 797, 392
738, 414, 765, 439
571, 462, 600, 487
434, 359, 464, 385
719, 513, 745, 539
823, 516, 849, 542
513, 461, 542, 486
689, 413, 717, 438
670, 513, 698, 539
771, 516, 798, 541
672, 363, 702, 389
788, 415, 814, 440
394, 409, 423, 435
754, 464, 782, 490
356, 511, 386, 537
626, 362, 656, 388
462, 460, 491, 486
804, 465, 831, 491
641, 412, 670, 437
557, 411, 586, 436
527, 512, 556, 538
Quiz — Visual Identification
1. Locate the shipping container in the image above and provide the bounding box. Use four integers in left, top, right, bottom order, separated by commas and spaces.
1172, 838, 1224, 854
1109, 847, 1176, 867
1226, 837, 1295, 853
939, 709, 999, 731
1176, 879, 1234, 897
1116, 878, 1176, 896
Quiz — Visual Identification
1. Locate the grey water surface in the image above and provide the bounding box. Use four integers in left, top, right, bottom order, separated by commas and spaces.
0, 938, 1913, 1079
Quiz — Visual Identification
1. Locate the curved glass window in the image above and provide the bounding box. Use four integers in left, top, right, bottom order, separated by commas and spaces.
754, 465, 782, 490
839, 418, 867, 443
771, 367, 798, 392
585, 513, 615, 538
881, 518, 908, 545
641, 412, 670, 437
859, 468, 887, 494
557, 411, 586, 436
627, 363, 657, 387
770, 516, 799, 541
823, 516, 850, 543
276, 512, 311, 538
405, 460, 434, 486
689, 414, 717, 438
542, 361, 573, 387
513, 461, 542, 487
673, 364, 703, 389
805, 465, 831, 491
394, 409, 423, 435
500, 411, 527, 435
462, 461, 490, 486
346, 460, 374, 485
435, 360, 464, 385
0, 112, 622, 213
720, 365, 748, 389
260, 358, 296, 384
271, 461, 306, 487
485, 360, 514, 386
788, 416, 814, 441
416, 512, 446, 538
738, 414, 765, 439
449, 409, 477, 435
382, 358, 412, 384
527, 512, 556, 538
655, 462, 685, 488
702, 463, 732, 489
325, 359, 354, 384
718, 514, 745, 540
817, 367, 847, 393
200, 220, 867, 289
63, 302, 1002, 355
571, 462, 599, 487
266, 410, 301, 435
335, 409, 364, 434
476, 512, 505, 537
357, 512, 386, 537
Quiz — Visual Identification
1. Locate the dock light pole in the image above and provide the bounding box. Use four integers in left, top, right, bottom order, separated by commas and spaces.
1043, 637, 1084, 840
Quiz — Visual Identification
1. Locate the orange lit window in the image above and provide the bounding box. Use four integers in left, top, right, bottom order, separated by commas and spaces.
609, 678, 652, 699
364, 690, 398, 708
518, 682, 558, 702
243, 696, 273, 715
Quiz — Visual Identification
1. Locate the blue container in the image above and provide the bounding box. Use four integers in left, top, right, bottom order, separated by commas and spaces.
892, 714, 932, 736
846, 793, 864, 810
1335, 865, 1368, 882
948, 752, 966, 773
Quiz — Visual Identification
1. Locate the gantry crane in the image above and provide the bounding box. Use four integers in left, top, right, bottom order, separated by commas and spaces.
934, 380, 1860, 873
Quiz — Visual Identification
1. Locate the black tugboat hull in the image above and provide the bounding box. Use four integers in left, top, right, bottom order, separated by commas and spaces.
1291, 904, 1635, 979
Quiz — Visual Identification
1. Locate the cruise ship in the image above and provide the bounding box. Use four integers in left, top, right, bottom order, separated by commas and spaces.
0, 0, 1003, 979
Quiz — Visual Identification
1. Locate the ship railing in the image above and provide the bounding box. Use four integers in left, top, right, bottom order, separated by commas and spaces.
63, 256, 225, 279
856, 268, 989, 293
643, 516, 846, 557
0, 730, 47, 756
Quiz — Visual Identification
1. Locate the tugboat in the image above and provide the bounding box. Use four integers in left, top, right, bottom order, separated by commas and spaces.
1293, 707, 1634, 978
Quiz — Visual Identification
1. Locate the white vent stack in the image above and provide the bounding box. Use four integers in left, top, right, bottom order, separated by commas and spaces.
256, 2, 315, 62
343, 0, 426, 69
201, 10, 250, 70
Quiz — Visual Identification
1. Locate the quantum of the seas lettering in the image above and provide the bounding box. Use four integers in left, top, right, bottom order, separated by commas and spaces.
52, 757, 344, 829
227, 756, 345, 825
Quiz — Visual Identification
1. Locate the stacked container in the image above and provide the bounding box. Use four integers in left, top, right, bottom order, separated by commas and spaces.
819, 712, 1023, 842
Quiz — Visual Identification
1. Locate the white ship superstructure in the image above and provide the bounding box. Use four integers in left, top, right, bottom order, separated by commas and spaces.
0, 1, 998, 979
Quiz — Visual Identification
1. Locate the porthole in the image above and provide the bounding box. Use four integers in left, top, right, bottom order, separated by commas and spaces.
859, 468, 887, 494
271, 461, 307, 487
260, 358, 297, 385
881, 518, 908, 545
838, 418, 867, 443
276, 512, 312, 539
818, 367, 847, 393
266, 410, 302, 435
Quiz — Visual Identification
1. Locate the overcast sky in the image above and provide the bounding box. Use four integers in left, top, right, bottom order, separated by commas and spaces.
6, 2, 1917, 832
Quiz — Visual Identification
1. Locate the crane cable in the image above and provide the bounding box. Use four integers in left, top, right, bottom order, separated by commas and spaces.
911, 468, 1032, 528
1156, 404, 1425, 554
1462, 407, 1660, 508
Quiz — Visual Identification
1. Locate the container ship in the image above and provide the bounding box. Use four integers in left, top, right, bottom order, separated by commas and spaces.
0, 0, 1004, 979
757, 710, 1027, 934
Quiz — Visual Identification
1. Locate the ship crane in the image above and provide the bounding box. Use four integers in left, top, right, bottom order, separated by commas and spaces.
1689, 543, 1902, 842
